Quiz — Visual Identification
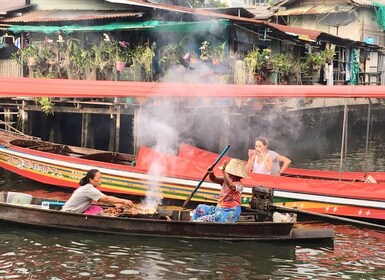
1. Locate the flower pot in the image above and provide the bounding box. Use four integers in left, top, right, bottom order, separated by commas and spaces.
211, 58, 221, 65
190, 57, 198, 64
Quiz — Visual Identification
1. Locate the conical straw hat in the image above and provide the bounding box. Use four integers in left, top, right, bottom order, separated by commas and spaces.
219, 158, 249, 178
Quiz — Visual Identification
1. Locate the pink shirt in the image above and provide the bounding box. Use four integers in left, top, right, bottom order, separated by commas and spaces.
217, 180, 243, 208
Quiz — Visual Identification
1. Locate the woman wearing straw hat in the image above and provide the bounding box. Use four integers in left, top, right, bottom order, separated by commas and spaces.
191, 158, 248, 223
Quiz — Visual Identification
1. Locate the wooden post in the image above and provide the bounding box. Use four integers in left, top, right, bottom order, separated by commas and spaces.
133, 106, 140, 155
4, 108, 10, 131
81, 113, 90, 148
109, 111, 116, 152
116, 106, 121, 152
20, 100, 28, 134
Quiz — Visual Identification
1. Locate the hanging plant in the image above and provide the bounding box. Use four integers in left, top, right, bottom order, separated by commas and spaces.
159, 38, 186, 66
305, 52, 326, 72
321, 48, 335, 64
37, 97, 54, 115
208, 42, 226, 64
131, 43, 155, 81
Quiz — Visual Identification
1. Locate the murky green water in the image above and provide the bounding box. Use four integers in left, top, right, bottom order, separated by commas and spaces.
0, 169, 385, 279
1, 128, 385, 279
0, 219, 384, 279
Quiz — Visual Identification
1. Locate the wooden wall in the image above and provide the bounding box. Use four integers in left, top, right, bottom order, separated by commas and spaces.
0, 59, 22, 77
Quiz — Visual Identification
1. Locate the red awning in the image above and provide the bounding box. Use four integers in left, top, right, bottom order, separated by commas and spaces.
1, 77, 385, 98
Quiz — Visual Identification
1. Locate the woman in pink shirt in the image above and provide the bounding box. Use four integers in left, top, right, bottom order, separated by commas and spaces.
191, 158, 248, 223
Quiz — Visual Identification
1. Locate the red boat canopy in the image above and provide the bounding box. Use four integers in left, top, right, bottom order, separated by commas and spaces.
1, 77, 385, 98
136, 146, 209, 179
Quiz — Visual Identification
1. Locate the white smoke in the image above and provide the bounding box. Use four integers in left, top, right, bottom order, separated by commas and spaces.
135, 98, 180, 209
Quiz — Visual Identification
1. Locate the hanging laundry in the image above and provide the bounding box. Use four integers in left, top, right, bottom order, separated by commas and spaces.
14, 37, 21, 49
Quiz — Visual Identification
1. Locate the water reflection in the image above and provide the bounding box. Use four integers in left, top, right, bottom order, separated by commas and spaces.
0, 223, 384, 279
293, 137, 385, 172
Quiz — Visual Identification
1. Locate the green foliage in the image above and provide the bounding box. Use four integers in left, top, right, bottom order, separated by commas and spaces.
303, 49, 335, 75
189, 0, 227, 8
321, 48, 335, 64
38, 97, 54, 115
244, 47, 272, 83
159, 38, 186, 65
131, 43, 155, 81
208, 42, 226, 61
11, 45, 41, 66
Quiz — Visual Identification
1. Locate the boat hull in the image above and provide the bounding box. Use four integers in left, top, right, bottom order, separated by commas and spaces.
1, 130, 385, 222
0, 198, 333, 242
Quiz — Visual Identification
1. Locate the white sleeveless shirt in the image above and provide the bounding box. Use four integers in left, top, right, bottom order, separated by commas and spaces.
252, 155, 271, 175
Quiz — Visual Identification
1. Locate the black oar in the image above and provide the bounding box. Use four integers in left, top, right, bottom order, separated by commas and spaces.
275, 205, 385, 230
182, 145, 230, 209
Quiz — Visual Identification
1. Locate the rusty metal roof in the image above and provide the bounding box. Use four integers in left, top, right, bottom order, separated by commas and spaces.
276, 5, 354, 16
2, 10, 143, 23
243, 6, 275, 20
0, 1, 35, 15
268, 22, 321, 41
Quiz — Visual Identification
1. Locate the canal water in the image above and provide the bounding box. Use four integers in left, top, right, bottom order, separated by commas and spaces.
1, 168, 385, 279
0, 133, 385, 279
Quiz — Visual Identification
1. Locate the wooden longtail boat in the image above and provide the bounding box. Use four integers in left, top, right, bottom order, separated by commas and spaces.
1, 129, 385, 222
0, 191, 334, 242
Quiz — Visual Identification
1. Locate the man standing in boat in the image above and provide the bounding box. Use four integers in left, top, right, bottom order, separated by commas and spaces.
191, 159, 248, 223
245, 136, 291, 176
62, 169, 134, 215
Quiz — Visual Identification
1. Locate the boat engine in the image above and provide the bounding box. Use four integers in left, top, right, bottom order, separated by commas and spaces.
249, 185, 274, 221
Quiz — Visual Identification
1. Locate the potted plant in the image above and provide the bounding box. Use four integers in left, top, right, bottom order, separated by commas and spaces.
244, 47, 272, 84
189, 52, 199, 64
321, 48, 335, 64
159, 39, 186, 67
199, 41, 209, 61
115, 41, 132, 72
208, 42, 226, 64
305, 52, 325, 72
12, 44, 40, 67
131, 43, 155, 81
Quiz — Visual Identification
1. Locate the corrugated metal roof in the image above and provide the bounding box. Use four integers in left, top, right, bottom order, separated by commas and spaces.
268, 22, 321, 41
275, 0, 385, 8
351, 0, 385, 6
105, 0, 344, 42
276, 5, 354, 16
2, 10, 143, 23
0, 0, 25, 12
244, 6, 275, 20
0, 0, 27, 13
198, 7, 256, 18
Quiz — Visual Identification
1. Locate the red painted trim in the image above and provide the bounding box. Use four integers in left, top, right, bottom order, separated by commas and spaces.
1, 78, 385, 98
